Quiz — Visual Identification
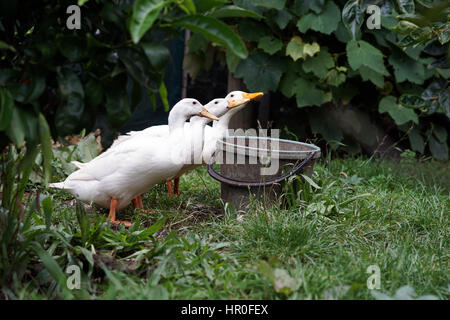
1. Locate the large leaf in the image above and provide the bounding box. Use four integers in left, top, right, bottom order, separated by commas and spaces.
173, 15, 248, 59
105, 77, 131, 128
285, 36, 320, 61
346, 39, 387, 74
258, 36, 283, 55
297, 1, 340, 35
379, 95, 418, 125
210, 5, 263, 19
129, 0, 168, 43
55, 69, 85, 136
302, 49, 334, 79
342, 0, 364, 39
6, 107, 38, 146
0, 87, 14, 130
234, 52, 285, 92
56, 35, 86, 62
118, 47, 160, 92
388, 50, 425, 84
250, 0, 286, 11
359, 66, 385, 87
38, 113, 53, 185
141, 42, 170, 71
408, 126, 424, 153
397, 0, 415, 14
293, 78, 331, 108
429, 135, 448, 161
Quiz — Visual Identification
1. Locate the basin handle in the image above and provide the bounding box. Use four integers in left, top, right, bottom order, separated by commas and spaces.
206, 151, 316, 187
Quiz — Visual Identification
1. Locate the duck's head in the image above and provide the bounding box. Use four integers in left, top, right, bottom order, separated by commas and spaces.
225, 91, 264, 101
203, 98, 250, 120
174, 98, 219, 121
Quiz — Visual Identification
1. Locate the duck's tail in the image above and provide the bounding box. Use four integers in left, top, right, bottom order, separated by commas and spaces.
71, 160, 86, 169
49, 182, 67, 189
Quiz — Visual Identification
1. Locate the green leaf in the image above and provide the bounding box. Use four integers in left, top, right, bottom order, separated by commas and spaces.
6, 107, 38, 146
105, 77, 131, 128
346, 39, 388, 75
408, 126, 424, 153
187, 33, 209, 52
293, 0, 325, 15
432, 124, 447, 143
85, 80, 103, 107
326, 69, 347, 87
342, 0, 364, 39
225, 50, 241, 73
141, 42, 170, 71
274, 10, 292, 29
397, 0, 415, 14
293, 78, 330, 107
25, 73, 46, 103
0, 87, 14, 131
251, 0, 286, 10
297, 1, 340, 35
358, 66, 384, 87
41, 196, 53, 229
56, 35, 86, 62
38, 113, 53, 185
183, 51, 203, 79
392, 20, 421, 35
55, 69, 84, 136
0, 40, 16, 52
173, 15, 248, 59
286, 37, 320, 61
379, 95, 418, 125
279, 63, 302, 98
388, 50, 425, 84
33, 244, 71, 297
118, 47, 160, 91
429, 135, 448, 161
210, 5, 263, 19
234, 52, 285, 92
196, 0, 228, 12
6, 107, 25, 146
177, 0, 196, 14
258, 36, 283, 55
159, 82, 169, 112
238, 20, 269, 42
399, 94, 426, 109
301, 174, 321, 189
302, 49, 334, 78
129, 0, 168, 43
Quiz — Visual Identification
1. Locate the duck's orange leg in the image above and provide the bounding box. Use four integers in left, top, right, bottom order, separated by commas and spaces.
166, 180, 174, 195
133, 194, 153, 214
107, 198, 131, 227
174, 177, 180, 195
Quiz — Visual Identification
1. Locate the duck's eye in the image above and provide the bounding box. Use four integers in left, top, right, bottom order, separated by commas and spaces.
192, 101, 196, 105
230, 94, 234, 97
214, 101, 218, 104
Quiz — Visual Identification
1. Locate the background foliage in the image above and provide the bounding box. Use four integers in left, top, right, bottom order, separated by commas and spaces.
186, 0, 449, 160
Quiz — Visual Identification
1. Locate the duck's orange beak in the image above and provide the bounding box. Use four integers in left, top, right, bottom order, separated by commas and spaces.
199, 108, 219, 121
242, 92, 264, 100
226, 98, 250, 109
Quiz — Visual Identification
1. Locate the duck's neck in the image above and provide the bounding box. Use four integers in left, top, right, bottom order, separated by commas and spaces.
213, 104, 247, 134
168, 111, 190, 143
189, 116, 210, 164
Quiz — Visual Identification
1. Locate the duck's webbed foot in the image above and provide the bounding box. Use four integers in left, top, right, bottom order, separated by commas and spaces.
107, 198, 132, 227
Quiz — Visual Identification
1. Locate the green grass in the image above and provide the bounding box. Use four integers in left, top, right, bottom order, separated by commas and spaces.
2, 156, 449, 300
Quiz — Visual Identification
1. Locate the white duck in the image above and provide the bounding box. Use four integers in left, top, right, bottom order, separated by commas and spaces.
49, 98, 218, 226
100, 91, 263, 195
72, 96, 254, 194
